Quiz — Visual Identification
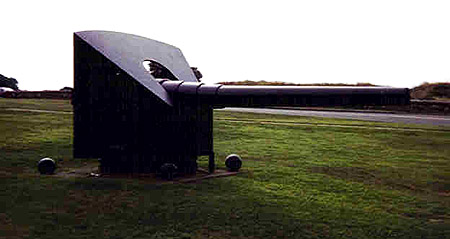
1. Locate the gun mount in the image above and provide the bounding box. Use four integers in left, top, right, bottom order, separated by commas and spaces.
73, 31, 409, 175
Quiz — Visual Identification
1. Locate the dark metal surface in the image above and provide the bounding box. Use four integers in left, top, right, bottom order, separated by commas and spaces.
75, 31, 198, 106
38, 158, 56, 175
216, 85, 407, 96
214, 85, 409, 107
73, 30, 410, 175
225, 154, 242, 172
160, 81, 410, 107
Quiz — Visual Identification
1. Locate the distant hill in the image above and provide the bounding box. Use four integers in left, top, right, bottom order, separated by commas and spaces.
410, 82, 450, 100
218, 80, 377, 87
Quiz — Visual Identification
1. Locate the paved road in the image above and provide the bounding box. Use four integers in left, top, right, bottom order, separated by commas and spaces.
221, 108, 450, 126
4, 107, 450, 126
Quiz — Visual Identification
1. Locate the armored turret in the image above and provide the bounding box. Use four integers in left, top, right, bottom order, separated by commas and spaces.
73, 31, 409, 175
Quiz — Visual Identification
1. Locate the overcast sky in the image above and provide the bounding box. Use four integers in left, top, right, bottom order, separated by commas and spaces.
1, 0, 450, 90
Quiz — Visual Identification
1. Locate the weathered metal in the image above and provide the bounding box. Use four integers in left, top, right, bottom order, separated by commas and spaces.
161, 81, 410, 107
38, 158, 56, 175
73, 30, 410, 175
225, 154, 243, 172
74, 31, 198, 106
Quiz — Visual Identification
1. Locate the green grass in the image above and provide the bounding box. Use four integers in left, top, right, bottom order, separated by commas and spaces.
0, 98, 449, 238
0, 98, 72, 112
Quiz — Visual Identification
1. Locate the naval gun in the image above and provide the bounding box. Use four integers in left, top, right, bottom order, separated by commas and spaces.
73, 31, 409, 175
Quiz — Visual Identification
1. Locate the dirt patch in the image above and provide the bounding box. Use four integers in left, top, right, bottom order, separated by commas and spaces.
193, 228, 256, 239
0, 213, 29, 238
54, 163, 239, 184
430, 181, 450, 194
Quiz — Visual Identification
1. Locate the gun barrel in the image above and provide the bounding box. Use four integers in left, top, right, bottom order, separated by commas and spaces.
160, 80, 410, 107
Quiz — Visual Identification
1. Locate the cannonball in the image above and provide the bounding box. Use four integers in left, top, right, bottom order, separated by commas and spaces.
225, 154, 242, 172
38, 158, 56, 175
160, 163, 178, 180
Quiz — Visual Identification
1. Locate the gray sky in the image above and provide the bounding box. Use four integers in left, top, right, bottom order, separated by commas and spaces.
1, 0, 450, 90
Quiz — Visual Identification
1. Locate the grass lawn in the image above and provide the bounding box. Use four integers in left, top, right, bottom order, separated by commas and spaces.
0, 98, 449, 238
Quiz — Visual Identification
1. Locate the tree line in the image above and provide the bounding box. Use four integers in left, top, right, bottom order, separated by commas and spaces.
0, 74, 19, 91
